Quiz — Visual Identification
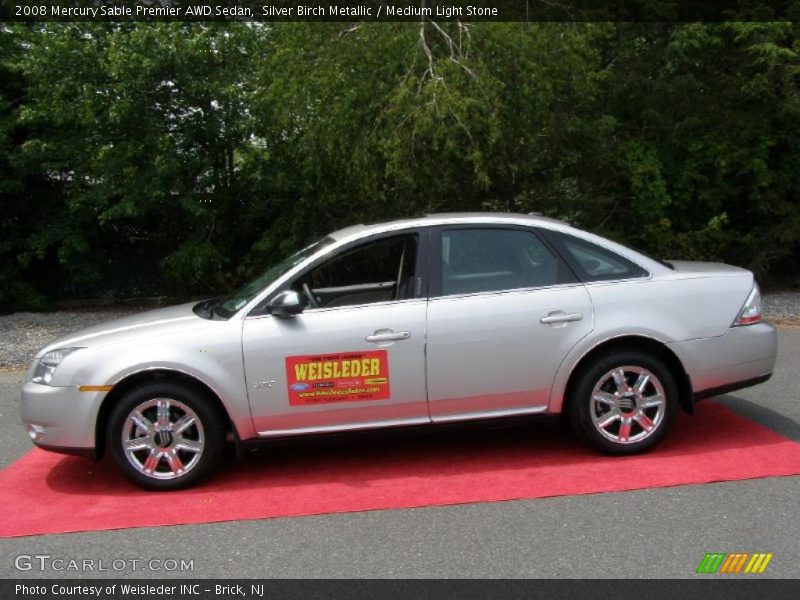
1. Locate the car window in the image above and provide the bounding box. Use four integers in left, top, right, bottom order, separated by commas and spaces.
214, 236, 334, 318
293, 234, 418, 309
439, 228, 568, 296
544, 230, 649, 282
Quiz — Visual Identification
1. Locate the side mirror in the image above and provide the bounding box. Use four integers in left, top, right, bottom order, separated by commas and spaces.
267, 290, 304, 317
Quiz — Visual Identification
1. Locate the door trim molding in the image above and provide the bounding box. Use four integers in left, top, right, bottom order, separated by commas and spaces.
430, 405, 549, 424
257, 416, 432, 438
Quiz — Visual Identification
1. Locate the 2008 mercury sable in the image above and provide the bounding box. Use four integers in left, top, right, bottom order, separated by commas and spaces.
20, 213, 777, 489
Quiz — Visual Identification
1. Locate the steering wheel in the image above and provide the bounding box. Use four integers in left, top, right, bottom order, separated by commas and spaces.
302, 282, 320, 309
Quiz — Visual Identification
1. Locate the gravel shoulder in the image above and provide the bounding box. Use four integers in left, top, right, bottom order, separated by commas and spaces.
0, 309, 138, 370
1, 292, 799, 370
762, 291, 800, 325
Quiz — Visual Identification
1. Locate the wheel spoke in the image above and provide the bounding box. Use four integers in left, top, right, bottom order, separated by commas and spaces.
175, 437, 202, 454
131, 410, 153, 435
634, 372, 650, 394
156, 400, 171, 427
612, 369, 629, 393
641, 394, 665, 409
593, 391, 617, 407
595, 409, 620, 430
174, 414, 196, 434
635, 412, 654, 432
618, 418, 632, 442
125, 437, 151, 452
165, 450, 185, 475
142, 449, 161, 473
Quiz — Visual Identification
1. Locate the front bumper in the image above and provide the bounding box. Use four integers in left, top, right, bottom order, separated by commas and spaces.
20, 381, 107, 458
668, 321, 778, 400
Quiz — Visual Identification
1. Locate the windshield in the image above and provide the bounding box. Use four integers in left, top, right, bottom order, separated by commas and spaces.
212, 237, 335, 318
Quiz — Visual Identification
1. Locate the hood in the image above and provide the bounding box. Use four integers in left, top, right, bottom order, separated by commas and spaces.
36, 302, 205, 357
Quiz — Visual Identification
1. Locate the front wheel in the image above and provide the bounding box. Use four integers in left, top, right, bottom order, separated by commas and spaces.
107, 382, 226, 490
569, 351, 678, 454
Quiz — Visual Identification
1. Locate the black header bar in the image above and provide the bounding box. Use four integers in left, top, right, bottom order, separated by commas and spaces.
3, 0, 799, 22
4, 579, 800, 600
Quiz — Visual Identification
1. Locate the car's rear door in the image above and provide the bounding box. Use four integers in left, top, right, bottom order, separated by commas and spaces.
426, 225, 594, 420
242, 231, 431, 435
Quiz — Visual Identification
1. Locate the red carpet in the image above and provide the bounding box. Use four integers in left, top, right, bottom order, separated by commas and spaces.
2, 401, 800, 538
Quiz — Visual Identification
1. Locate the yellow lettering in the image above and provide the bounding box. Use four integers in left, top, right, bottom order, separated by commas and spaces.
294, 363, 308, 381
295, 355, 385, 383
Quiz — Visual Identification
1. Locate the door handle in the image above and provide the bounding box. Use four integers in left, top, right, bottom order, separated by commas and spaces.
366, 330, 411, 343
540, 312, 583, 325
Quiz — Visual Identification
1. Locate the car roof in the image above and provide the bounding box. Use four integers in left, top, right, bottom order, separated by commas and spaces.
238, 211, 669, 318
326, 211, 668, 277
328, 212, 571, 241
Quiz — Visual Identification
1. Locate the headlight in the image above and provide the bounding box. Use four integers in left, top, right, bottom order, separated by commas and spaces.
31, 347, 84, 385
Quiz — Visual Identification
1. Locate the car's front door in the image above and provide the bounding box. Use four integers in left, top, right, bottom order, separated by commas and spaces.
242, 232, 430, 435
426, 226, 594, 420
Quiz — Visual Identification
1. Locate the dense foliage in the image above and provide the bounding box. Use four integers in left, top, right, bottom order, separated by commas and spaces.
1, 21, 798, 310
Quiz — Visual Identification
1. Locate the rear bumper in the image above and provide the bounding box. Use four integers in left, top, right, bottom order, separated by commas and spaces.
668, 322, 777, 401
693, 373, 772, 402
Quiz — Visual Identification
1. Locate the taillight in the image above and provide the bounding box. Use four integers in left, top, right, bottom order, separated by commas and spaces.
733, 284, 762, 326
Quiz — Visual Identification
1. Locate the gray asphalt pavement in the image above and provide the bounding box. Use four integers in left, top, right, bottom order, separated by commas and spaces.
1, 329, 798, 579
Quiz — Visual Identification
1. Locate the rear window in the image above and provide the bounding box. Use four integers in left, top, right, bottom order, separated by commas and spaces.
543, 230, 649, 282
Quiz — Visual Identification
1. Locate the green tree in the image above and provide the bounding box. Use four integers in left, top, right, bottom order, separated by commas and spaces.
2, 21, 799, 311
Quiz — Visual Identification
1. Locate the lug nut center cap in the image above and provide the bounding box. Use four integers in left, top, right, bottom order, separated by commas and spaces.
154, 430, 173, 448
618, 395, 637, 414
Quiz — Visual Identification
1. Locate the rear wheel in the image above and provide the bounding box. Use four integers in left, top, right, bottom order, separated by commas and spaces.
107, 382, 226, 490
569, 351, 678, 454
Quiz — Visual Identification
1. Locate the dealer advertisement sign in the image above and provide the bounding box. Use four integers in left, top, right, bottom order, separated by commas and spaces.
285, 350, 391, 405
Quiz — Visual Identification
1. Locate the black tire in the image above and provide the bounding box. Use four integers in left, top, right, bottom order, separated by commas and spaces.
568, 350, 678, 455
107, 381, 226, 490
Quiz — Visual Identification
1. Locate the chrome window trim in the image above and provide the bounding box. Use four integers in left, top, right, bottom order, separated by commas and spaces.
427, 281, 585, 303
581, 274, 654, 287
244, 297, 428, 321
235, 217, 666, 320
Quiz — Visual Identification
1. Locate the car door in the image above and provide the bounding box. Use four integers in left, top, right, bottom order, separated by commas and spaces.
426, 225, 594, 421
242, 231, 430, 435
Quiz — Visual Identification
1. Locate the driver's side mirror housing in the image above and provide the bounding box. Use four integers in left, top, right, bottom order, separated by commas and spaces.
266, 290, 304, 317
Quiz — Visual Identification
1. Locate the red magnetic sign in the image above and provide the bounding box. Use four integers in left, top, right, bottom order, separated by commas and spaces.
285, 349, 390, 405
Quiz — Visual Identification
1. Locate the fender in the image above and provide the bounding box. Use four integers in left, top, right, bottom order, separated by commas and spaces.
547, 328, 679, 414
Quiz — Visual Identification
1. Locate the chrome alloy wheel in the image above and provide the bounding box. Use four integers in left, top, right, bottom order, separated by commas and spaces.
589, 366, 667, 445
121, 398, 205, 480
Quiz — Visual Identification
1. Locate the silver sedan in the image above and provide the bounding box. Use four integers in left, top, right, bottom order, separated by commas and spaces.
20, 213, 777, 489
